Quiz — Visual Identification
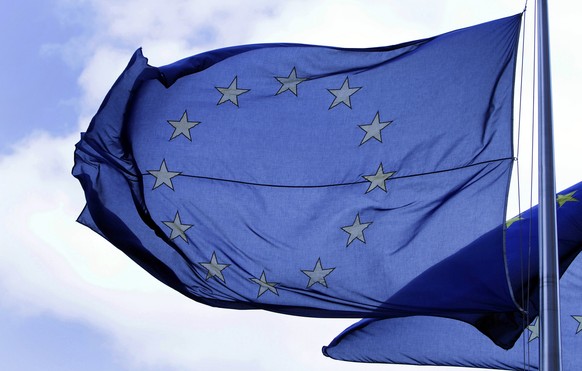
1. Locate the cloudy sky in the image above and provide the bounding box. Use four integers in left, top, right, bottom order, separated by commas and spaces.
1, 1, 580, 370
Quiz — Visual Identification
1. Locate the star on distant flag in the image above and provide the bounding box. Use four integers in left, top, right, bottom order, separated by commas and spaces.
301, 258, 335, 288
147, 160, 181, 190
162, 211, 192, 242
328, 77, 361, 109
275, 67, 306, 96
557, 191, 578, 207
167, 111, 200, 140
363, 163, 395, 193
359, 112, 392, 145
573, 315, 582, 334
216, 76, 250, 106
341, 214, 372, 246
200, 252, 230, 283
527, 317, 539, 342
505, 215, 523, 229
250, 271, 279, 297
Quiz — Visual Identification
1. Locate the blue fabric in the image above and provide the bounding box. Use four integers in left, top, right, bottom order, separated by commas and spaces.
323, 182, 582, 368
73, 14, 521, 335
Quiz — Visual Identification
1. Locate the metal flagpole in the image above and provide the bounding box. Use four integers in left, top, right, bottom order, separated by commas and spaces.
537, 0, 562, 369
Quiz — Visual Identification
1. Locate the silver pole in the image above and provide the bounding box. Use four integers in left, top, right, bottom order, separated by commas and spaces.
537, 0, 562, 370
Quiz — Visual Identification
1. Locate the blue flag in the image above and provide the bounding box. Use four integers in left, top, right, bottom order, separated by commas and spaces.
73, 14, 521, 334
323, 182, 582, 368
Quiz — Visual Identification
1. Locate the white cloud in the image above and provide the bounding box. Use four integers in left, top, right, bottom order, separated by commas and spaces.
230, 0, 523, 47
92, 0, 276, 44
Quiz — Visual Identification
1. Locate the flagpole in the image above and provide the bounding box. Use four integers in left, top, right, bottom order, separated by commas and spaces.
537, 0, 562, 369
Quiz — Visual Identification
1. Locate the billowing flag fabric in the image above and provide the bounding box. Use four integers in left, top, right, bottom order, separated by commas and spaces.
323, 182, 582, 369
73, 14, 521, 329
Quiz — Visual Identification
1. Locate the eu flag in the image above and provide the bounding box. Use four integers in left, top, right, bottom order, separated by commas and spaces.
73, 14, 521, 330
323, 182, 582, 367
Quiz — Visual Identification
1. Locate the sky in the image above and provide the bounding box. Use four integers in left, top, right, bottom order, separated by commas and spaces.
0, 1, 580, 370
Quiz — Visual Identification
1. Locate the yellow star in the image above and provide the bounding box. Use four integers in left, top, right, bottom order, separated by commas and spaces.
556, 191, 578, 207
505, 215, 523, 229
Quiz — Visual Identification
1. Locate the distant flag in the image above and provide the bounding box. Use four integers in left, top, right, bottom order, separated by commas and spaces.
323, 182, 582, 369
72, 14, 522, 343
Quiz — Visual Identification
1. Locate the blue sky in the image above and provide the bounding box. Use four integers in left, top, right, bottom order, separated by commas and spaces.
1, 1, 580, 370
0, 306, 123, 371
0, 1, 81, 152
